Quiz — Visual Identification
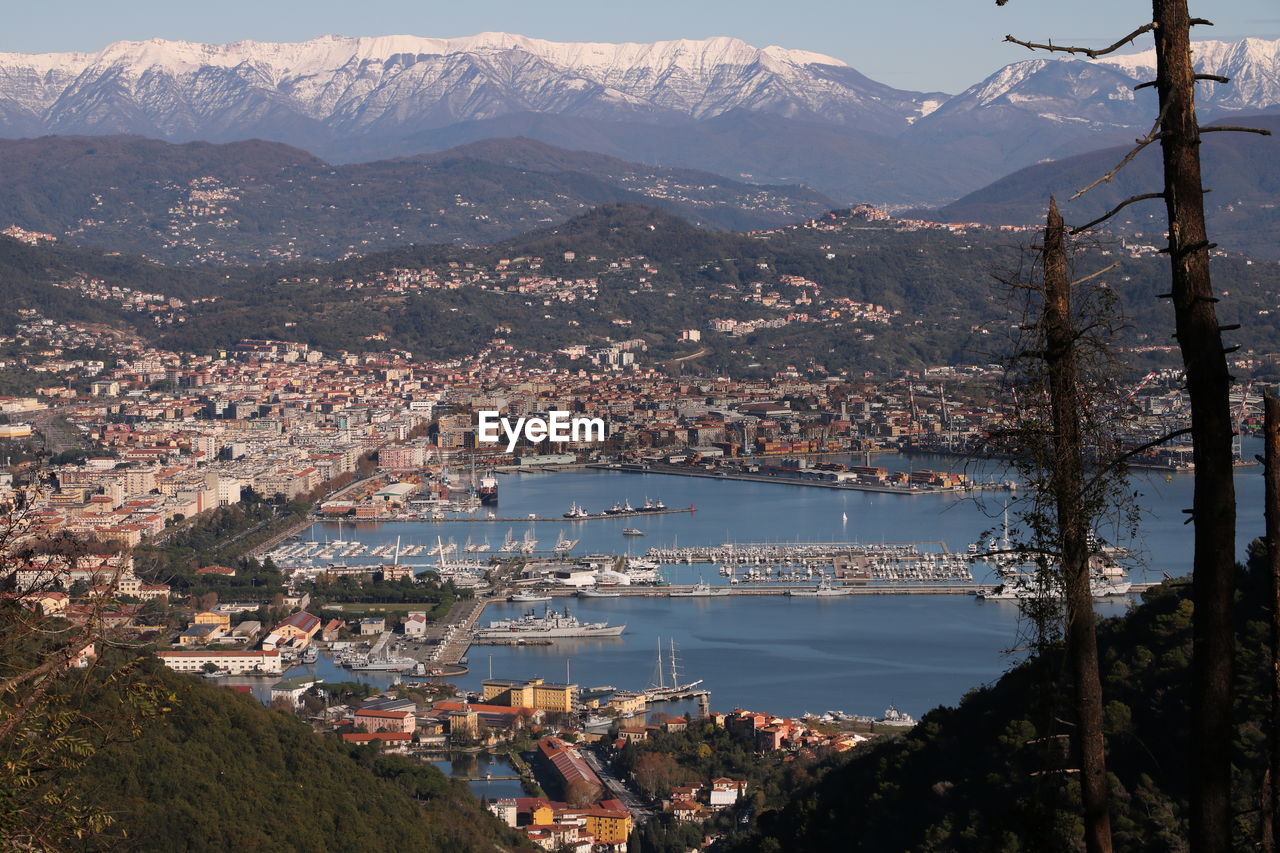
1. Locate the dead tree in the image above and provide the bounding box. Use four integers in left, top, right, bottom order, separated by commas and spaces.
1041, 199, 1113, 853
1000, 2, 1273, 847
1265, 389, 1280, 853
1151, 6, 1239, 847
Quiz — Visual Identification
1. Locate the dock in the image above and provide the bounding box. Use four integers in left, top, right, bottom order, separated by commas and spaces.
320, 506, 696, 524
431, 597, 498, 666
590, 462, 1000, 494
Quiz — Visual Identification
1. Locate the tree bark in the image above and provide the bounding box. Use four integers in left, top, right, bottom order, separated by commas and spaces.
1265, 389, 1280, 853
1151, 2, 1238, 849
1042, 198, 1113, 853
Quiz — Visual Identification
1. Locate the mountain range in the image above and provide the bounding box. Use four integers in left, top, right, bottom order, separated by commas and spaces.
1, 33, 1277, 205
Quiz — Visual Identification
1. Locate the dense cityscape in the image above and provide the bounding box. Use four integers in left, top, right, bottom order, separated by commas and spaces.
2, 5, 1279, 852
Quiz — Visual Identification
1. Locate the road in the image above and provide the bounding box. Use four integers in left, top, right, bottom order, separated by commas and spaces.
30, 408, 85, 455
583, 747, 655, 823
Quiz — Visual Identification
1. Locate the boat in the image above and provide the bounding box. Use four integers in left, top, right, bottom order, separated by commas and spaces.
555, 531, 579, 552
877, 705, 917, 726
669, 579, 729, 597
786, 575, 853, 597
518, 529, 539, 555
604, 502, 625, 515
622, 528, 645, 537
498, 529, 518, 553
978, 575, 1134, 600
582, 714, 613, 730
577, 587, 622, 598
563, 502, 591, 519
479, 475, 498, 505
301, 646, 319, 664
644, 638, 704, 699
509, 590, 553, 602
347, 653, 419, 671
476, 606, 626, 639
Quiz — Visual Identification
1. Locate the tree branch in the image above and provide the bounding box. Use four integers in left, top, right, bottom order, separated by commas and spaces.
1200, 126, 1273, 136
1070, 262, 1121, 287
1070, 194, 1166, 234
1004, 23, 1156, 59
1080, 427, 1193, 497
1072, 103, 1169, 200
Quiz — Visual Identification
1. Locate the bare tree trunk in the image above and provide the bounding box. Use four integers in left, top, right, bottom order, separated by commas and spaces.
1042, 198, 1113, 853
1151, 2, 1238, 849
1265, 389, 1280, 853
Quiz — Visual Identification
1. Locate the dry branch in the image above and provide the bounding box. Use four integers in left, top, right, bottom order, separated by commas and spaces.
1070, 194, 1166, 234
1004, 23, 1155, 58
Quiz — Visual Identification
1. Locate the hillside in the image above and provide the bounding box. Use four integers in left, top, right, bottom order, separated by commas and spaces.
930, 114, 1280, 260
7, 204, 1280, 378
65, 660, 526, 852
0, 135, 835, 264
725, 546, 1275, 852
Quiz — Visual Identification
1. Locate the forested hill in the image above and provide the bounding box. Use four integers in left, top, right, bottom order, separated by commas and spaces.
65, 660, 526, 852
0, 134, 834, 265
724, 546, 1276, 852
930, 114, 1280, 261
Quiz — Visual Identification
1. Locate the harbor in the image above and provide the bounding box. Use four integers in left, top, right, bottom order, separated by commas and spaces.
265, 446, 1264, 719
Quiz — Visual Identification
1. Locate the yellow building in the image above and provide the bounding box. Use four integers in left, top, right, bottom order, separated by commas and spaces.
607, 691, 646, 716
583, 809, 632, 844
194, 610, 231, 630
482, 678, 577, 713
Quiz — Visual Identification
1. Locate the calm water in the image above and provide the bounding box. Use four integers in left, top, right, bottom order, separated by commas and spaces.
428, 754, 526, 800
284, 446, 1265, 720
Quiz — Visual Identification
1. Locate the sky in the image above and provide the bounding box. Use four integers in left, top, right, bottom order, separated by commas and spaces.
5, 0, 1279, 93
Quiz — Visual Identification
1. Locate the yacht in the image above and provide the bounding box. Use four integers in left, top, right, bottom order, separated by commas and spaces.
622, 528, 645, 537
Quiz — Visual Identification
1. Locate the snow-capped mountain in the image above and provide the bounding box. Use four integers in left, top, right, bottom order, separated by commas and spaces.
905, 37, 1280, 179
0, 33, 1275, 204
1096, 37, 1280, 113
0, 33, 943, 149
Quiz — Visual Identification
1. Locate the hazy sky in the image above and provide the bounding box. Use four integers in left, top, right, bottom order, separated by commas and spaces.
6, 0, 1278, 93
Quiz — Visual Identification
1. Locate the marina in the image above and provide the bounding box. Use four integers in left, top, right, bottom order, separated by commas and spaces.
267, 445, 1264, 718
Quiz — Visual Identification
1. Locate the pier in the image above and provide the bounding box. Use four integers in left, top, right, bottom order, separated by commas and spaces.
431, 596, 498, 666
646, 540, 954, 565
309, 505, 696, 524
591, 462, 1000, 494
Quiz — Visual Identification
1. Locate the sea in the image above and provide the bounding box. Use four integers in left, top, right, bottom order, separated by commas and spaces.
261, 444, 1265, 725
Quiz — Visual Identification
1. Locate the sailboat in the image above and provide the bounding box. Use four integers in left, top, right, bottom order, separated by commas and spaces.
644, 638, 704, 700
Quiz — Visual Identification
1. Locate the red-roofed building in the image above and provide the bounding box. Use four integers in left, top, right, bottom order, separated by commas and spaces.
534, 736, 603, 805
354, 708, 416, 734
340, 731, 412, 752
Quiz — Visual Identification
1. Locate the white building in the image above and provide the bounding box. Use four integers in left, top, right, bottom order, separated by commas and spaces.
155, 649, 283, 675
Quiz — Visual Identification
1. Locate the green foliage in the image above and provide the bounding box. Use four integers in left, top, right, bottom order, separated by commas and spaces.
727, 546, 1278, 852
64, 660, 526, 852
